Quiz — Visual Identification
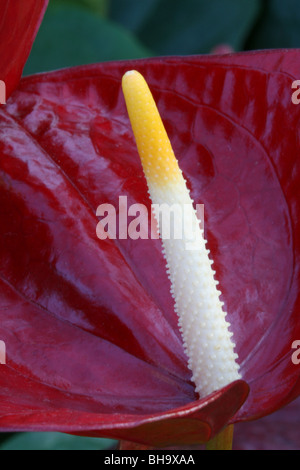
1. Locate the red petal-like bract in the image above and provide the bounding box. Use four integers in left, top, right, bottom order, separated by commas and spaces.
0, 0, 48, 98
234, 395, 300, 450
0, 51, 299, 446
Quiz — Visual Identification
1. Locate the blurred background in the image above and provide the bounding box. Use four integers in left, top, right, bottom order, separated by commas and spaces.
1, 0, 299, 450
22, 0, 300, 75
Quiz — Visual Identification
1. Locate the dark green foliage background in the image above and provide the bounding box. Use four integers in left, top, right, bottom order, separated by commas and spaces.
2, 0, 299, 450
24, 0, 300, 76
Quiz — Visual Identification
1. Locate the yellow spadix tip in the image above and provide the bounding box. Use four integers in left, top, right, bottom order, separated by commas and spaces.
122, 70, 181, 186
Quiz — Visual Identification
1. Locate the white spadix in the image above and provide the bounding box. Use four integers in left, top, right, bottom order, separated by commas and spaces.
122, 70, 241, 397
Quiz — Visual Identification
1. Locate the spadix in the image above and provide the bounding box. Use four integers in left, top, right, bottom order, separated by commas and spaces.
122, 70, 241, 397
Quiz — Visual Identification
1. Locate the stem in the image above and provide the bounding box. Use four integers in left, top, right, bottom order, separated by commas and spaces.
205, 424, 234, 450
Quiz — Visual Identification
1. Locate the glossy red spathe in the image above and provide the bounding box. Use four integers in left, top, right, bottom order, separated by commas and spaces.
0, 51, 299, 446
0, 0, 48, 98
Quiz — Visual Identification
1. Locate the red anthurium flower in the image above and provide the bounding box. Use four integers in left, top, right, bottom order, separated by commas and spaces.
0, 4, 299, 446
0, 0, 48, 98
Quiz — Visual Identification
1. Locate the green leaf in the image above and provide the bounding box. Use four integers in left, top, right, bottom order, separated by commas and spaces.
110, 0, 160, 32
23, 2, 151, 76
115, 0, 261, 55
246, 0, 300, 49
0, 432, 116, 450
59, 0, 109, 17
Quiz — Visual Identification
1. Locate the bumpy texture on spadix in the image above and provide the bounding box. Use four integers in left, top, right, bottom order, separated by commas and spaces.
122, 70, 241, 397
